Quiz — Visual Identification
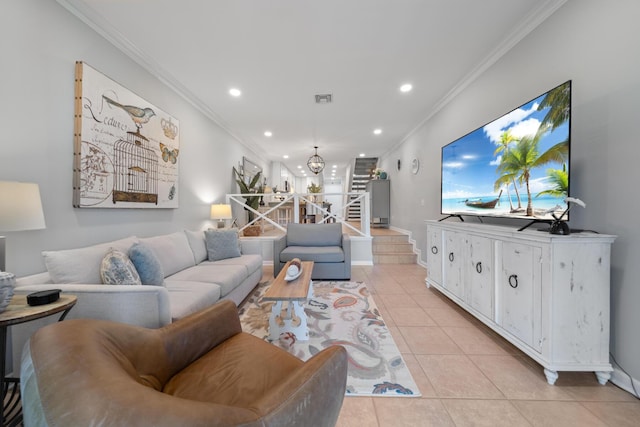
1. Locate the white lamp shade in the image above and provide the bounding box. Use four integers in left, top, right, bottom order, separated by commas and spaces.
210, 204, 232, 220
0, 181, 46, 232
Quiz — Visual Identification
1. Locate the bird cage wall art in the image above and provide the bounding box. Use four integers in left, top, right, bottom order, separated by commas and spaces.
73, 61, 179, 208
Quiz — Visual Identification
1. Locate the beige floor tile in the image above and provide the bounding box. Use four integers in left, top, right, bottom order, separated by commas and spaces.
336, 397, 378, 427
402, 353, 438, 398
416, 354, 504, 398
376, 293, 420, 308
386, 306, 437, 327
368, 280, 407, 295
412, 291, 455, 310
553, 372, 638, 402
512, 401, 608, 427
442, 326, 510, 355
470, 355, 574, 400
374, 302, 396, 328
425, 307, 477, 327
442, 399, 532, 427
399, 326, 463, 355
580, 401, 640, 427
397, 278, 430, 295
374, 398, 455, 427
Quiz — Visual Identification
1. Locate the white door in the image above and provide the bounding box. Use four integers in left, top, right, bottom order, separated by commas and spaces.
499, 242, 539, 348
426, 226, 443, 286
443, 231, 464, 300
467, 235, 493, 320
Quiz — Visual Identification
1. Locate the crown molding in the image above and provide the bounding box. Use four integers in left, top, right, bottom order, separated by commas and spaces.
382, 0, 568, 158
55, 0, 269, 161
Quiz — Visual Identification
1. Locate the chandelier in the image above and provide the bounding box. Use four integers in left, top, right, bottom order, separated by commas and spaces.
307, 146, 325, 175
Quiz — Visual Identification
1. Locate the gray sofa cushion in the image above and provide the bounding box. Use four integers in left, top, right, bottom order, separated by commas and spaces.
43, 236, 138, 284
184, 229, 208, 264
140, 232, 196, 277
163, 280, 222, 321
169, 264, 248, 297
200, 254, 262, 275
286, 223, 342, 246
281, 246, 345, 263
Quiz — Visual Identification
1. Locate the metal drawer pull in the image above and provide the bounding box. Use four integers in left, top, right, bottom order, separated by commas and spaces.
508, 274, 518, 288
431, 246, 438, 254
448, 252, 455, 262
476, 262, 482, 274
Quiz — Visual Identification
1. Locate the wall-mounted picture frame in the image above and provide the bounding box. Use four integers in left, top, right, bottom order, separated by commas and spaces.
73, 61, 180, 208
242, 157, 262, 186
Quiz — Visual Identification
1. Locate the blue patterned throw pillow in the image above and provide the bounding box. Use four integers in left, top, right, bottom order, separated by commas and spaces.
100, 248, 141, 286
204, 229, 241, 261
128, 242, 165, 286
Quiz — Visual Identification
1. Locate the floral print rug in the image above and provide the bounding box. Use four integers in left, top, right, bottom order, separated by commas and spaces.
238, 280, 421, 397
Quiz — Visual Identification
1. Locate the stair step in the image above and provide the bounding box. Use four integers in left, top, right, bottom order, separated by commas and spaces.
373, 235, 413, 243
373, 253, 418, 264
372, 243, 413, 254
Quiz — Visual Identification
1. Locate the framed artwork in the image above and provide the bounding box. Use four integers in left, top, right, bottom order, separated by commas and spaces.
73, 61, 180, 208
242, 157, 262, 185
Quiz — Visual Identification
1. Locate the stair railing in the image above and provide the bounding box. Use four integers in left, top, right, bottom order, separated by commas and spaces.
226, 192, 371, 237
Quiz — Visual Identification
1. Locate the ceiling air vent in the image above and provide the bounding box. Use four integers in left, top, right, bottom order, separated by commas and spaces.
315, 94, 332, 104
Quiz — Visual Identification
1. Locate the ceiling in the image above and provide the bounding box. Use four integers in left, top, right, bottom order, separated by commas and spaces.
58, 0, 566, 180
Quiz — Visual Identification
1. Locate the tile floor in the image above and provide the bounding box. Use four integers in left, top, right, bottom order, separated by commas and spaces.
262, 263, 640, 427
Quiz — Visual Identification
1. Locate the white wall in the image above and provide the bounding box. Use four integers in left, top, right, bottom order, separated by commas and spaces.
383, 0, 640, 391
0, 1, 264, 276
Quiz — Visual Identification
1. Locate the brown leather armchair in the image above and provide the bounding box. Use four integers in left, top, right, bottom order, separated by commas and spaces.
20, 300, 348, 427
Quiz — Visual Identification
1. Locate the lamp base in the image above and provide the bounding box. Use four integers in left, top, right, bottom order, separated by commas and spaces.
217, 220, 226, 229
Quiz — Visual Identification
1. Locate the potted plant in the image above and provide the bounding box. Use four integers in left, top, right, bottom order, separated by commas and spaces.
307, 182, 322, 203
232, 167, 263, 236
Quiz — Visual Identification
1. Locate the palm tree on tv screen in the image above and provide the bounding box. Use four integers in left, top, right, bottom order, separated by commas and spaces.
536, 165, 568, 199
494, 129, 523, 212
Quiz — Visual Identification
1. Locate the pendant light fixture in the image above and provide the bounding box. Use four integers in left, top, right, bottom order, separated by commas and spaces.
307, 146, 325, 175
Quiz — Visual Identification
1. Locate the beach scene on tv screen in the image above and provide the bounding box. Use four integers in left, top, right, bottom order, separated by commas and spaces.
442, 81, 571, 220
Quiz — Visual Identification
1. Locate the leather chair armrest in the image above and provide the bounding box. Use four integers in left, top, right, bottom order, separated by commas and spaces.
162, 300, 242, 373
254, 345, 348, 427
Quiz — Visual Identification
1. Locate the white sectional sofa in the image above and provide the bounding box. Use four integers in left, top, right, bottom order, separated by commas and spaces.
10, 229, 262, 373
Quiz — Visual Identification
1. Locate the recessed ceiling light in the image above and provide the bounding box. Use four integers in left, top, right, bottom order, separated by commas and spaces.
332, 165, 337, 169
359, 153, 366, 157
229, 88, 242, 97
297, 165, 302, 169
264, 131, 272, 137
400, 83, 413, 93
373, 129, 382, 135
283, 155, 289, 159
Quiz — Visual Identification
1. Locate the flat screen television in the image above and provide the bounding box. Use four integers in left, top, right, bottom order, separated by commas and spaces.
441, 80, 571, 226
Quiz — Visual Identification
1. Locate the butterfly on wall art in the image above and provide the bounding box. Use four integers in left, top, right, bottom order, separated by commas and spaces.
159, 143, 179, 164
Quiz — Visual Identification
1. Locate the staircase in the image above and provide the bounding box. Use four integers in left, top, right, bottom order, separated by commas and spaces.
348, 157, 378, 220
372, 233, 417, 264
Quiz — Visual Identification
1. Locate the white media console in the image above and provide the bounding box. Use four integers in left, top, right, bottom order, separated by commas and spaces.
425, 220, 616, 385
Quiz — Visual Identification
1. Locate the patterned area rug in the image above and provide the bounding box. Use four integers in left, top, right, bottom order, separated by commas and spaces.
239, 280, 421, 397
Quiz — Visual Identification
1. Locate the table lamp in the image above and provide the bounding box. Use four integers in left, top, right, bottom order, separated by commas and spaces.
0, 181, 46, 273
210, 204, 232, 229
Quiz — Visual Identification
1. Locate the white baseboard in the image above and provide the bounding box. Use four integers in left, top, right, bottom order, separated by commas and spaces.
610, 365, 640, 398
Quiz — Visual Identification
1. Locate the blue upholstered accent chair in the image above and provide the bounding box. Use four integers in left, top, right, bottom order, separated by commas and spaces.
273, 223, 351, 280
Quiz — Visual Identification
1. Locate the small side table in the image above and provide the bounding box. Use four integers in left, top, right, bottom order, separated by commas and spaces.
0, 294, 77, 427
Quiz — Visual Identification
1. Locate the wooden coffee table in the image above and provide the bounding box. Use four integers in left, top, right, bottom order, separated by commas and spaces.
262, 261, 314, 341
